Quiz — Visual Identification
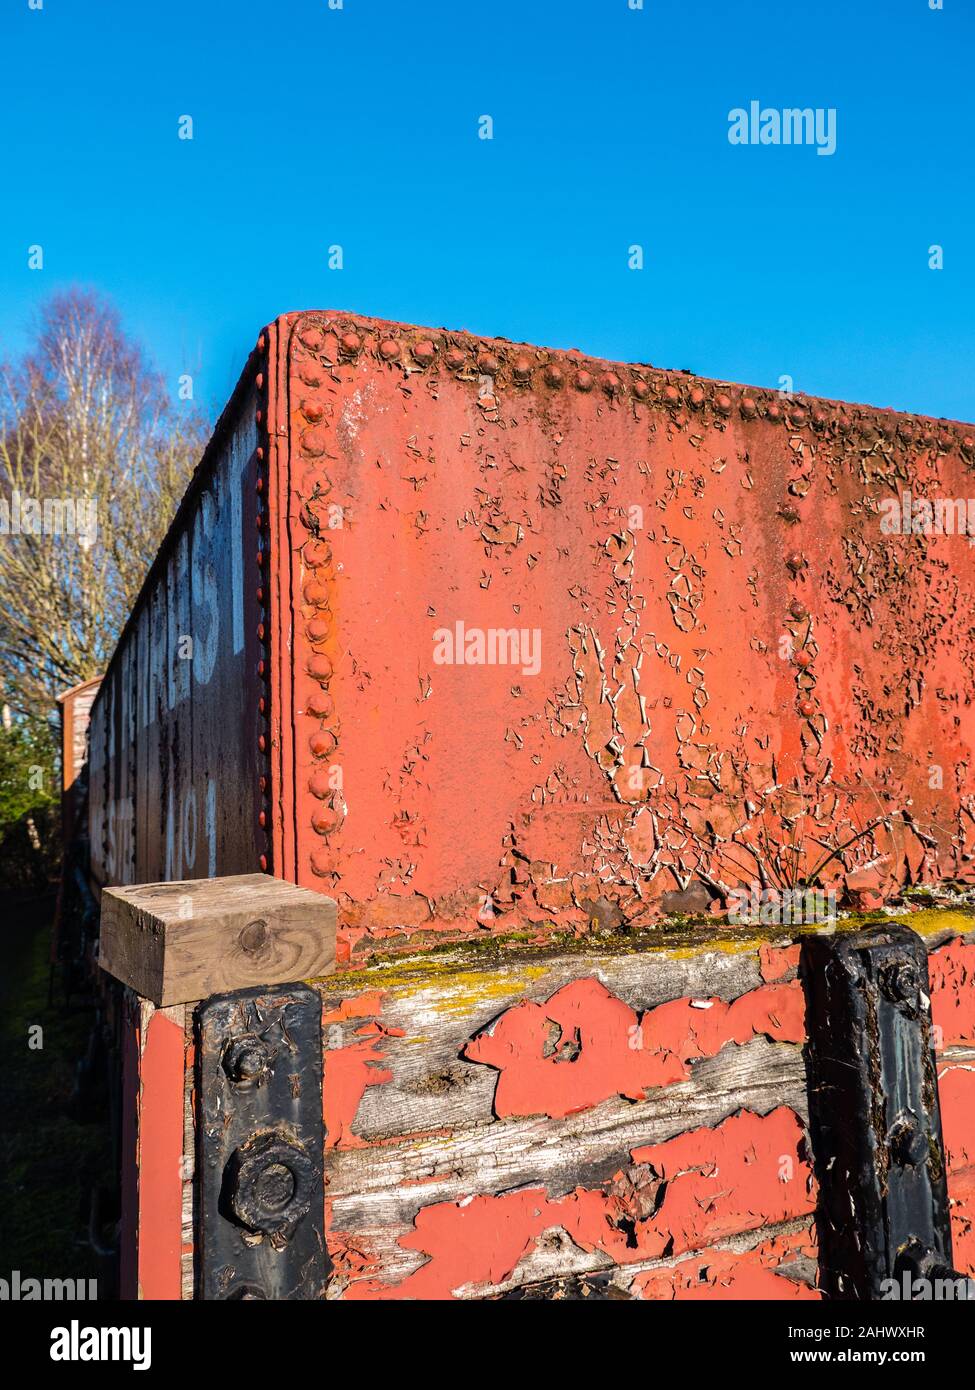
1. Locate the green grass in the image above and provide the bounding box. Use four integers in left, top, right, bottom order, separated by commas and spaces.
0, 891, 113, 1287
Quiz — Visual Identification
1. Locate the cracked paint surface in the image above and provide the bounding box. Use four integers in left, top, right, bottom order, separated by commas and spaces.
339, 1106, 814, 1299
463, 975, 803, 1119
280, 311, 975, 957
631, 1226, 820, 1301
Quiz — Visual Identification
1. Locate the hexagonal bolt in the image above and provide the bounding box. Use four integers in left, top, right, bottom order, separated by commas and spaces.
225, 1131, 314, 1238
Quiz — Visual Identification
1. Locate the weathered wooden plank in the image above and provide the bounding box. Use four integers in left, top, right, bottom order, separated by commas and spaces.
325, 1035, 806, 1223
99, 872, 336, 1005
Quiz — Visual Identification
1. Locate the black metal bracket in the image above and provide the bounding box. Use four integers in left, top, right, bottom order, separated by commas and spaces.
196, 983, 328, 1300
802, 924, 966, 1299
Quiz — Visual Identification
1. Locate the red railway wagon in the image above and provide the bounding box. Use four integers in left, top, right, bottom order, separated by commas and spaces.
84, 311, 975, 1300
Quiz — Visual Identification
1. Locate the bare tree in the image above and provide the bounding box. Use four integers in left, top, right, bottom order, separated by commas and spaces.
0, 290, 208, 715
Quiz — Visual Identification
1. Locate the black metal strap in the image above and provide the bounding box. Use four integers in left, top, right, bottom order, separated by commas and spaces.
196, 984, 328, 1300
802, 924, 965, 1300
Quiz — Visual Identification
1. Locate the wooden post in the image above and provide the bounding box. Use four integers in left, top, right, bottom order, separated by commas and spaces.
101, 874, 336, 1299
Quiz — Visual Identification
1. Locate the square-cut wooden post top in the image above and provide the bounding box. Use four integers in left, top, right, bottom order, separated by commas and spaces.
98, 873, 337, 1005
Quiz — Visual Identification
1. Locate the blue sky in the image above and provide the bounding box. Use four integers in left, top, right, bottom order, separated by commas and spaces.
2, 0, 972, 423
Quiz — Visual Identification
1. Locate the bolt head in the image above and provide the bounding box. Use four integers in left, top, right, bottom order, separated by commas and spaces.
226, 1132, 314, 1238
222, 1033, 272, 1088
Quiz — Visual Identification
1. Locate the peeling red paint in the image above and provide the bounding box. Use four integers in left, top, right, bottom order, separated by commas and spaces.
631, 1226, 819, 1300
464, 976, 804, 1118
321, 991, 402, 1148
344, 1106, 813, 1299
759, 942, 802, 983
930, 936, 975, 1047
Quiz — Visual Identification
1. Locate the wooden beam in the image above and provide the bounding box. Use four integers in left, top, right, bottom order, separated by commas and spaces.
99, 872, 336, 1005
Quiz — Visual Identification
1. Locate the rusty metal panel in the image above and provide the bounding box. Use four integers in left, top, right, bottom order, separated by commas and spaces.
89, 359, 272, 889
279, 313, 975, 961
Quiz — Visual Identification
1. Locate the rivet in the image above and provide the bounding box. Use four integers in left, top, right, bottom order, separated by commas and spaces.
445, 347, 467, 370
811, 407, 828, 429
379, 338, 401, 361
309, 729, 338, 758
837, 412, 853, 434
255, 372, 265, 390
258, 810, 267, 829
767, 401, 784, 423
798, 699, 815, 717
256, 550, 265, 568
301, 398, 325, 422
306, 616, 332, 643
310, 849, 336, 878
258, 697, 266, 714
543, 364, 564, 389
600, 372, 621, 397
789, 405, 808, 427
300, 363, 324, 387
305, 690, 335, 720
298, 324, 325, 351
632, 380, 649, 401
302, 579, 329, 607
786, 552, 805, 573
476, 349, 499, 374
256, 477, 264, 494
795, 649, 813, 669
339, 332, 361, 355
780, 506, 801, 524
662, 383, 680, 406
257, 622, 266, 641
300, 426, 329, 457
308, 769, 333, 799
714, 392, 732, 415
256, 446, 265, 462
574, 370, 594, 393
740, 394, 758, 418
255, 409, 263, 425
259, 854, 268, 871
258, 734, 267, 752
257, 334, 267, 351
257, 658, 266, 676
304, 540, 332, 568
311, 804, 342, 835
413, 339, 436, 365
512, 355, 533, 382
789, 600, 807, 619
688, 385, 705, 409
938, 430, 954, 451
962, 435, 975, 456
306, 653, 333, 684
